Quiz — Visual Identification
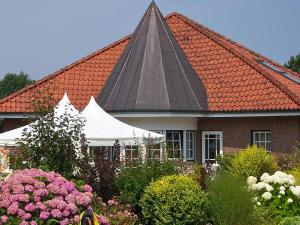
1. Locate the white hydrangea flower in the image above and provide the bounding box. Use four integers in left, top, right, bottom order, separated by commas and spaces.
247, 176, 257, 186
256, 201, 261, 206
265, 183, 274, 192
253, 197, 258, 202
260, 173, 272, 183
290, 186, 300, 197
278, 195, 281, 198
252, 182, 266, 191
288, 198, 293, 203
288, 175, 295, 185
279, 186, 285, 191
273, 171, 290, 185
279, 190, 285, 195
262, 192, 272, 200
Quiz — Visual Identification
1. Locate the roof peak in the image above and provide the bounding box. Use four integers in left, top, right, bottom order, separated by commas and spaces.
96, 2, 208, 112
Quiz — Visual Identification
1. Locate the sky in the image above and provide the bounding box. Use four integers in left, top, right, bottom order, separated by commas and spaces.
0, 0, 299, 80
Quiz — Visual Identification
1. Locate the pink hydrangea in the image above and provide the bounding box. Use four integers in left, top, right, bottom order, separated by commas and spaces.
0, 168, 93, 223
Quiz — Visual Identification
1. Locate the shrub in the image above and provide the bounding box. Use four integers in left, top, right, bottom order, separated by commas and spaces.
207, 172, 255, 225
93, 197, 138, 225
229, 145, 277, 178
114, 160, 178, 211
248, 171, 300, 220
0, 168, 93, 224
280, 216, 300, 225
140, 175, 206, 225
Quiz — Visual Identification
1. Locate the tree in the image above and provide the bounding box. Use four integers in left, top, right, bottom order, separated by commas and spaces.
0, 72, 35, 99
9, 89, 91, 179
284, 53, 300, 74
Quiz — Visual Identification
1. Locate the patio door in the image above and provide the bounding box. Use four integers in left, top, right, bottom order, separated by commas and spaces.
202, 131, 223, 164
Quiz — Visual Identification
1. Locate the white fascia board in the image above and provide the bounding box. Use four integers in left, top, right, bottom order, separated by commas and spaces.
0, 113, 35, 119
112, 111, 300, 118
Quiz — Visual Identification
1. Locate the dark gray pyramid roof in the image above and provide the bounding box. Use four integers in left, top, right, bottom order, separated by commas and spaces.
96, 2, 208, 112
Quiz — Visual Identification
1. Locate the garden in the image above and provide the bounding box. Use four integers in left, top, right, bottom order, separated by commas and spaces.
1, 99, 300, 225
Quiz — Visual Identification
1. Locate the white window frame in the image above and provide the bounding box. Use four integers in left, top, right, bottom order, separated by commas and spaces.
125, 145, 139, 161
202, 131, 223, 164
252, 131, 271, 151
148, 130, 163, 160
166, 130, 182, 159
186, 130, 196, 161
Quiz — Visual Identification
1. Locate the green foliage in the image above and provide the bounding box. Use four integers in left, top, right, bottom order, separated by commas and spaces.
284, 53, 300, 74
290, 166, 300, 185
280, 216, 300, 225
140, 175, 206, 225
114, 160, 178, 211
228, 145, 277, 178
207, 172, 255, 225
10, 90, 90, 179
0, 72, 34, 99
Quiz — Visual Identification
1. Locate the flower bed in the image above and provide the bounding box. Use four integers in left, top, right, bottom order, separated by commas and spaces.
0, 168, 93, 224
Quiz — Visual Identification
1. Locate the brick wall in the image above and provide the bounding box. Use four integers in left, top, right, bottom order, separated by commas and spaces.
197, 116, 300, 162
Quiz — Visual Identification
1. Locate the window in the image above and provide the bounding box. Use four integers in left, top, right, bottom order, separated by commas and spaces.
166, 130, 183, 159
186, 131, 195, 160
202, 131, 223, 164
89, 146, 114, 160
252, 131, 271, 151
148, 130, 163, 160
125, 145, 139, 161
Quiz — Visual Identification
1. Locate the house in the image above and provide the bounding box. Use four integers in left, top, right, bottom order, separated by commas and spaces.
1, 2, 300, 164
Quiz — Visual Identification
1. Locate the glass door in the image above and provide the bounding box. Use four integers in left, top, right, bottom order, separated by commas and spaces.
202, 131, 223, 164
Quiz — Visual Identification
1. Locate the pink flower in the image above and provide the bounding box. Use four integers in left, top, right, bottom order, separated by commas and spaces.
74, 215, 80, 223
24, 185, 34, 192
108, 199, 115, 206
51, 209, 62, 218
22, 213, 32, 220
30, 221, 37, 225
83, 184, 93, 193
25, 203, 36, 212
7, 203, 19, 215
39, 211, 50, 220
75, 194, 92, 206
0, 215, 8, 223
60, 218, 69, 225
19, 221, 29, 225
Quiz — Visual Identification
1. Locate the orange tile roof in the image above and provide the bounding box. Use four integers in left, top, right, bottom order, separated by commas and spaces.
1, 13, 300, 113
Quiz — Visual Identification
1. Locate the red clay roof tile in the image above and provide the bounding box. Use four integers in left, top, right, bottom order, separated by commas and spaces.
0, 13, 300, 113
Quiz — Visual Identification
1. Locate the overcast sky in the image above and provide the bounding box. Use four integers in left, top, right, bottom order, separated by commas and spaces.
0, 0, 299, 80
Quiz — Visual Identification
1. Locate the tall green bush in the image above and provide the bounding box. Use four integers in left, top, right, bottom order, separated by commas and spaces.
140, 175, 206, 225
229, 145, 277, 178
280, 216, 300, 225
207, 172, 255, 225
114, 160, 178, 211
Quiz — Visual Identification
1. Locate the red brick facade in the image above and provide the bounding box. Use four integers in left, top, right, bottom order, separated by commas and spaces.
196, 116, 300, 162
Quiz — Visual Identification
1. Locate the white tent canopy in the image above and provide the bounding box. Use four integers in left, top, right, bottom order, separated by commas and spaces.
0, 93, 77, 146
82, 96, 164, 146
0, 93, 164, 146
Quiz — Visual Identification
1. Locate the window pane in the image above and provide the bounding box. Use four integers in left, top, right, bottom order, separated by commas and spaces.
173, 132, 179, 140
259, 132, 265, 142
254, 132, 259, 142
205, 140, 209, 159
209, 134, 216, 139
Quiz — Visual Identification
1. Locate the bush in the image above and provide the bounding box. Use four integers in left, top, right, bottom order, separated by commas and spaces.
229, 145, 277, 178
207, 172, 255, 225
248, 171, 300, 220
114, 160, 178, 211
93, 197, 138, 225
140, 175, 206, 225
0, 168, 93, 224
280, 216, 300, 225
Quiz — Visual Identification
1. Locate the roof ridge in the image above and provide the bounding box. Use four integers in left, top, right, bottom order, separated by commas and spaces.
171, 12, 300, 107
0, 35, 131, 105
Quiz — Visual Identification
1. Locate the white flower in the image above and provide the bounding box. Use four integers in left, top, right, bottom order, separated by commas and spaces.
247, 176, 257, 186
265, 183, 274, 192
253, 197, 258, 202
256, 201, 261, 206
278, 195, 281, 198
273, 171, 290, 185
260, 173, 272, 183
279, 186, 285, 191
288, 198, 293, 203
290, 185, 300, 197
262, 192, 272, 200
252, 182, 266, 191
279, 190, 285, 195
